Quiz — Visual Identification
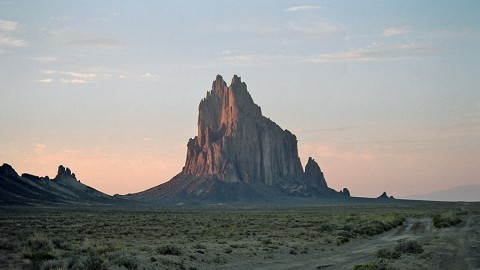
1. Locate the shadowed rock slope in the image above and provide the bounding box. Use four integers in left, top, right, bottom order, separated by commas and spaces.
128, 75, 341, 203
0, 163, 129, 205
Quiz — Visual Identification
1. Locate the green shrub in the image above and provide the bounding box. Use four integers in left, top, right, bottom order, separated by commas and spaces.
115, 253, 139, 270
192, 243, 206, 249
261, 238, 273, 245
40, 259, 65, 270
336, 236, 350, 245
394, 239, 423, 254
319, 223, 336, 232
353, 261, 393, 270
433, 212, 461, 228
157, 244, 181, 255
212, 255, 226, 264
337, 230, 356, 239
27, 233, 54, 252
0, 237, 15, 251
51, 237, 71, 251
24, 252, 57, 270
84, 253, 107, 270
377, 248, 400, 259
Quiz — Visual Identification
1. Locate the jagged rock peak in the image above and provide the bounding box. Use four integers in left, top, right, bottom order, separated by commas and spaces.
342, 188, 351, 197
231, 74, 243, 85
182, 74, 304, 185
377, 191, 394, 199
304, 157, 328, 190
56, 165, 77, 180
0, 163, 18, 177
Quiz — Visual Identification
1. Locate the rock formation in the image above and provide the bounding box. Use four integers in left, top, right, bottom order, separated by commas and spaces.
377, 191, 394, 199
130, 75, 339, 202
304, 157, 328, 190
55, 165, 77, 182
183, 75, 304, 185
341, 188, 351, 197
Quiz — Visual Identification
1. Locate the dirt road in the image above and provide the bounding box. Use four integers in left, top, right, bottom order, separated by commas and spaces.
223, 215, 480, 270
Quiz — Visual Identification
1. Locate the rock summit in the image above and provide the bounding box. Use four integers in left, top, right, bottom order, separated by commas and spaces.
130, 75, 340, 202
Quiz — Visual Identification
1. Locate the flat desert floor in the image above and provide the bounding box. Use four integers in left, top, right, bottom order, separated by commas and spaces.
0, 201, 479, 270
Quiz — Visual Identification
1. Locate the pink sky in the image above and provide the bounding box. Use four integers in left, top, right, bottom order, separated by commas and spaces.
1, 1, 479, 199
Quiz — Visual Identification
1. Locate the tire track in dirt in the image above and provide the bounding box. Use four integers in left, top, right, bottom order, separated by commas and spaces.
431, 216, 480, 269
223, 218, 430, 270
223, 215, 480, 270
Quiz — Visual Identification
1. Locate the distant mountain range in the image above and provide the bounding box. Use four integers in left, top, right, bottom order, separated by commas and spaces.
0, 163, 130, 205
404, 185, 480, 202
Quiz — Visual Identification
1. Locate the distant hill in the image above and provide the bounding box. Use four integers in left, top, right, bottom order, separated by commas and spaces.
404, 185, 480, 202
0, 163, 132, 205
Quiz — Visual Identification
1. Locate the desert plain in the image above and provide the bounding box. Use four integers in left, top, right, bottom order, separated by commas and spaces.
1, 201, 479, 270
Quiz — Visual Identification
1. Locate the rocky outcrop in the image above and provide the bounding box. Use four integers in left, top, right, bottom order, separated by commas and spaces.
55, 165, 77, 181
304, 157, 327, 190
0, 163, 18, 178
183, 75, 304, 186
377, 191, 394, 199
129, 75, 340, 203
341, 188, 351, 197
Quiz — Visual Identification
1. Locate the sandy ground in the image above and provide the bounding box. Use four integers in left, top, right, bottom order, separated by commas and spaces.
223, 216, 480, 270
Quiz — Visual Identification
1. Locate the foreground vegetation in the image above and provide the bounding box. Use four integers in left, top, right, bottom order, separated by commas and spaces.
0, 202, 476, 269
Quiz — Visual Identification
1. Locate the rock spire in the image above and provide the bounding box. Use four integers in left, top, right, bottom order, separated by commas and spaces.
183, 75, 304, 186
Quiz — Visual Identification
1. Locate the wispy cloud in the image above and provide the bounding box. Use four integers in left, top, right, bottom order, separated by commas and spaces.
37, 68, 159, 84
222, 43, 435, 65
37, 78, 53, 83
0, 19, 26, 50
284, 5, 321, 12
42, 69, 97, 79
59, 78, 92, 84
139, 72, 160, 79
0, 34, 26, 47
382, 26, 412, 37
304, 43, 435, 63
40, 69, 97, 84
0, 19, 18, 31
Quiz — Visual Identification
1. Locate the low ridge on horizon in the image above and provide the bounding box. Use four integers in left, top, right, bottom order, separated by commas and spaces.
0, 163, 129, 205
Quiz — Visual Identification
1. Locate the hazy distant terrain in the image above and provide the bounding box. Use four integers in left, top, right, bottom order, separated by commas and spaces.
1, 202, 478, 269
405, 185, 480, 202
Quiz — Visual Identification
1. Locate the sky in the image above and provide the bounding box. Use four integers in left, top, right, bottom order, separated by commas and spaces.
1, 1, 479, 199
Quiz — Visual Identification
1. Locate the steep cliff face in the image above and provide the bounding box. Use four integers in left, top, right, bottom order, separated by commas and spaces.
183, 75, 304, 186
